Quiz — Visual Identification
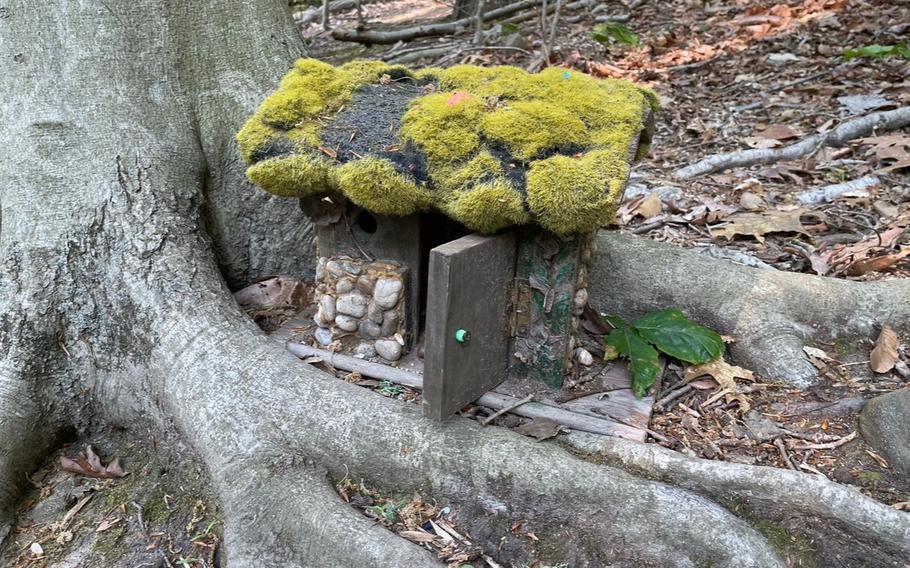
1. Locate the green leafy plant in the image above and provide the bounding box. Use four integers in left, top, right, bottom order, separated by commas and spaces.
501, 22, 519, 35
367, 501, 403, 523
603, 309, 724, 398
591, 23, 640, 47
843, 43, 910, 61
377, 380, 405, 398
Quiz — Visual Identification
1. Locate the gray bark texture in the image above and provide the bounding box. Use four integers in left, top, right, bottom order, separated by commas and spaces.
1, 1, 908, 566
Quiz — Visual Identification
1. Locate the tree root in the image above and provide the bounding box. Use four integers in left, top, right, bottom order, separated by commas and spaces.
674, 106, 910, 179
564, 432, 910, 565
330, 0, 542, 44
589, 231, 910, 387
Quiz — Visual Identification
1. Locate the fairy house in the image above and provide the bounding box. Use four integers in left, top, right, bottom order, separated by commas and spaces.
238, 59, 657, 419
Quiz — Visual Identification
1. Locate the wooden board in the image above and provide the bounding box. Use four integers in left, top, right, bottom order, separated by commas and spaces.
422, 232, 517, 420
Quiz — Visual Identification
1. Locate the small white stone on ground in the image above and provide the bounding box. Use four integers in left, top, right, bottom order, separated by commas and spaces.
374, 339, 403, 362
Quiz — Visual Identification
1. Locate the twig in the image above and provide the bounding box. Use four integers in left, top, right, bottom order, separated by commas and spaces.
481, 394, 534, 425
796, 175, 880, 206
654, 384, 692, 411
545, 0, 563, 61
554, 385, 629, 403
332, 0, 543, 44
474, 0, 486, 45
774, 438, 798, 470
675, 106, 910, 179
787, 430, 857, 451
321, 0, 331, 30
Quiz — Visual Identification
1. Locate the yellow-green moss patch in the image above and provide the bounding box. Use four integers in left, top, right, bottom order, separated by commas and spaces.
445, 180, 530, 233
482, 101, 589, 160
335, 157, 433, 216
236, 117, 281, 165
399, 92, 484, 164
431, 150, 503, 194
526, 149, 628, 235
246, 154, 334, 198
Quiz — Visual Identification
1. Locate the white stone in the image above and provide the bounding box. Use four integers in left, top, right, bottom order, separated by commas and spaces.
354, 342, 376, 358
359, 321, 381, 339
325, 260, 343, 277
315, 257, 327, 280
373, 278, 403, 309
319, 294, 336, 322
335, 315, 359, 332
315, 327, 333, 346
374, 339, 403, 362
336, 293, 368, 317
575, 347, 594, 366
335, 279, 354, 294
573, 288, 588, 311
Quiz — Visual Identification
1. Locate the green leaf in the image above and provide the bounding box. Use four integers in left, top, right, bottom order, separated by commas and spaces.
604, 327, 660, 398
604, 314, 629, 330
631, 309, 724, 364
843, 43, 910, 61
501, 22, 519, 34
591, 23, 640, 46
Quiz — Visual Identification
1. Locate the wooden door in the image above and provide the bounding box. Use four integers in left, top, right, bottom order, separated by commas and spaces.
423, 232, 516, 419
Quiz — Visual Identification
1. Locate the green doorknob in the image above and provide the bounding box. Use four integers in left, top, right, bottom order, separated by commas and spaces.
455, 329, 471, 343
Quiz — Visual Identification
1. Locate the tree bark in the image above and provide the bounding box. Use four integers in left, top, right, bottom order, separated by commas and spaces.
1, 1, 908, 566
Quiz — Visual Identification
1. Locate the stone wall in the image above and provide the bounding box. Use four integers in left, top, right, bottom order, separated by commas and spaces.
313, 256, 408, 362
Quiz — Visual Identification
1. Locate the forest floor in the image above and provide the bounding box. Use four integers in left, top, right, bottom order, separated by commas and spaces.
6, 1, 909, 566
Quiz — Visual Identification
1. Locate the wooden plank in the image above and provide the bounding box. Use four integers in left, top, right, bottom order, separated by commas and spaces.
423, 232, 517, 420
281, 342, 644, 440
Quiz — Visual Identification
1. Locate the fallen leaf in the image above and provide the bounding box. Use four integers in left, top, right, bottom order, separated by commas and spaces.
30, 543, 44, 557
631, 193, 662, 219
514, 418, 565, 441
59, 446, 127, 479
685, 358, 755, 411
845, 247, 910, 276
757, 124, 801, 140
743, 136, 781, 149
710, 208, 807, 242
96, 517, 122, 532
447, 91, 472, 106
739, 191, 765, 211
870, 325, 900, 374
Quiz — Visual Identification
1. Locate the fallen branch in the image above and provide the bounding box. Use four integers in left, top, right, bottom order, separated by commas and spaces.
295, 0, 367, 25
796, 174, 880, 206
674, 106, 910, 179
786, 430, 858, 451
331, 0, 542, 44
480, 393, 534, 425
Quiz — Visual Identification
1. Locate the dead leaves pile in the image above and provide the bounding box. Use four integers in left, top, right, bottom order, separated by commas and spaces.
684, 358, 756, 412
59, 445, 127, 479
336, 480, 491, 566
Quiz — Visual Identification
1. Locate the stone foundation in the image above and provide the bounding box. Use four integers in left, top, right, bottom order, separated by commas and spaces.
313, 256, 408, 362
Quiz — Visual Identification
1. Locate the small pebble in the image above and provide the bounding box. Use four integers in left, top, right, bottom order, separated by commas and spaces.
374, 339, 403, 362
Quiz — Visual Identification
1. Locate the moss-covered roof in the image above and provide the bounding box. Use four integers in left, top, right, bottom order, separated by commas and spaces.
237, 59, 657, 235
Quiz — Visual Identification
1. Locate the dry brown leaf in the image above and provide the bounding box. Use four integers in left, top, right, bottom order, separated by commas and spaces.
870, 325, 900, 374
400, 530, 438, 543
59, 445, 127, 479
632, 193, 662, 219
845, 247, 910, 276
710, 208, 807, 242
757, 124, 801, 140
514, 418, 565, 441
685, 358, 755, 412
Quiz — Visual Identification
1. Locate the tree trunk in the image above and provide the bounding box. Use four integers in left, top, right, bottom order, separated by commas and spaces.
1, 1, 908, 567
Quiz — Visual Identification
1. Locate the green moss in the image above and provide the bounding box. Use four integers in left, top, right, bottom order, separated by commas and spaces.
431, 150, 502, 193
240, 60, 657, 232
526, 149, 628, 235
236, 116, 281, 164
482, 101, 589, 161
399, 92, 484, 163
445, 179, 530, 233
753, 520, 816, 567
246, 154, 334, 197
335, 157, 433, 216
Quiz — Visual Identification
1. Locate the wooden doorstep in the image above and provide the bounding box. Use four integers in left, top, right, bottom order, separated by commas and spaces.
273, 317, 655, 442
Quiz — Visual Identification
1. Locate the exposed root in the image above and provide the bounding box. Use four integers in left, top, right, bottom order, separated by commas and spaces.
674, 106, 910, 179
564, 431, 910, 565
219, 461, 441, 567
589, 231, 910, 387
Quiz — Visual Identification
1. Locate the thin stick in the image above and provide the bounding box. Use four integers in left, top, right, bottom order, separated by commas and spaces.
787, 431, 857, 451
654, 384, 692, 411
554, 385, 629, 403
481, 394, 533, 425
321, 0, 331, 30
774, 438, 798, 471
545, 0, 562, 60
344, 210, 374, 262
473, 0, 486, 45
